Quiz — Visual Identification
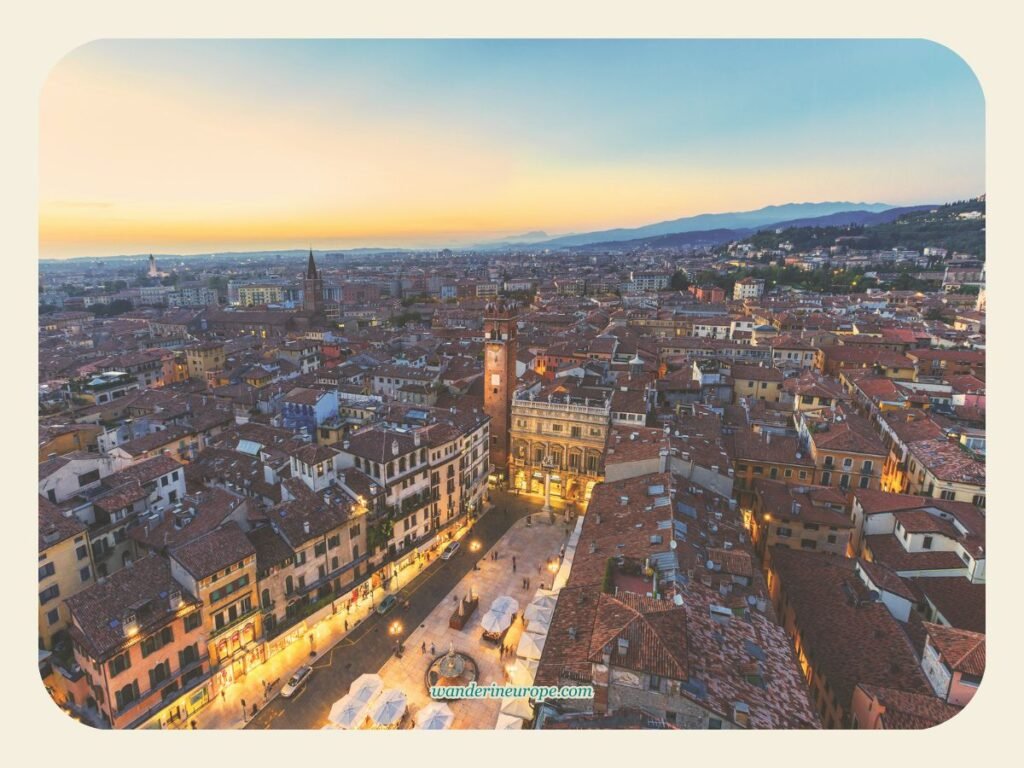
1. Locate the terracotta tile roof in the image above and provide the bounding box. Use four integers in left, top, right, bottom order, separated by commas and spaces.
731, 364, 783, 382
283, 386, 333, 406
856, 684, 961, 729
856, 559, 916, 602
907, 438, 985, 485
923, 623, 985, 676
129, 488, 244, 551
169, 521, 255, 579
852, 488, 933, 515
862, 535, 967, 573
585, 592, 690, 680
114, 425, 194, 457
247, 524, 296, 573
65, 554, 199, 660
910, 577, 985, 633
768, 546, 932, 709
288, 442, 340, 467
39, 495, 87, 551
726, 431, 814, 467
604, 426, 667, 466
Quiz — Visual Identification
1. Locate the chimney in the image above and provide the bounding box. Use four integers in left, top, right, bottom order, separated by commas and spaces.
659, 448, 670, 473
303, 520, 311, 535
169, 590, 183, 610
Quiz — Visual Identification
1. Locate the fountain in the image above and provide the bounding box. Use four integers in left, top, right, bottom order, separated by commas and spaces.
425, 642, 479, 700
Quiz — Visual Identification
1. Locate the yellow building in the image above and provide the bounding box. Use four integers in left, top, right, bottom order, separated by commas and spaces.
798, 411, 886, 492
38, 497, 94, 650
185, 341, 226, 381
731, 363, 784, 403
169, 523, 264, 693
508, 386, 610, 504
237, 284, 287, 306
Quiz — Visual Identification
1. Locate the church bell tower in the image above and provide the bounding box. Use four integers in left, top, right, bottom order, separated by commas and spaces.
303, 249, 323, 314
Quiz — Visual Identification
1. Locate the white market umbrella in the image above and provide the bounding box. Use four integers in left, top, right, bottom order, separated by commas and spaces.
350, 673, 384, 704
415, 702, 455, 730
526, 611, 552, 634
481, 609, 513, 634
517, 631, 546, 660
495, 712, 525, 729
500, 697, 534, 721
491, 595, 520, 616
508, 658, 539, 687
529, 594, 557, 612
328, 694, 369, 729
370, 688, 408, 728
524, 603, 553, 624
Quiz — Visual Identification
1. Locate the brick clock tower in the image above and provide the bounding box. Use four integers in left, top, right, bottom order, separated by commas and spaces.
483, 300, 518, 482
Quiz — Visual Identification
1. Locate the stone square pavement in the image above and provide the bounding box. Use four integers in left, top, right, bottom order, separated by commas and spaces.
375, 515, 569, 729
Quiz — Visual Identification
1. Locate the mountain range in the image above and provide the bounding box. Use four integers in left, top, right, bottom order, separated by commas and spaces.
566, 204, 937, 252
489, 201, 897, 250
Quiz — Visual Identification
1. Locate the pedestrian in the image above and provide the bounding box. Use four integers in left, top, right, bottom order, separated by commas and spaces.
190, 720, 197, 730
220, 690, 226, 703
421, 641, 427, 654
251, 703, 258, 718
344, 619, 349, 632
430, 643, 436, 655
512, 555, 517, 568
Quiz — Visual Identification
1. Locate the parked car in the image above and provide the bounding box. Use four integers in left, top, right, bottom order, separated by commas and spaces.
377, 594, 398, 615
441, 541, 461, 560
280, 665, 313, 698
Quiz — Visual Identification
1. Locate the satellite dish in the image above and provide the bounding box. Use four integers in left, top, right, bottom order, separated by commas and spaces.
669, 540, 677, 550
705, 559, 715, 571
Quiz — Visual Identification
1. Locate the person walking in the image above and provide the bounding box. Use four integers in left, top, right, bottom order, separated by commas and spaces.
421, 641, 427, 654
190, 720, 197, 730
220, 690, 226, 703
430, 643, 436, 655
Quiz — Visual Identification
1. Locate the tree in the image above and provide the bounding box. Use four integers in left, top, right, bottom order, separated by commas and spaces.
207, 276, 229, 293
669, 270, 690, 291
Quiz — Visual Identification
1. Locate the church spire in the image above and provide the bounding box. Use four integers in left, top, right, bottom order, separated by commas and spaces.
306, 248, 318, 280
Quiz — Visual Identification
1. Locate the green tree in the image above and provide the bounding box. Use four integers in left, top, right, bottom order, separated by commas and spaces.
669, 270, 690, 291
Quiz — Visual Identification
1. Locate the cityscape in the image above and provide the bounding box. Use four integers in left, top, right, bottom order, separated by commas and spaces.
37, 40, 985, 731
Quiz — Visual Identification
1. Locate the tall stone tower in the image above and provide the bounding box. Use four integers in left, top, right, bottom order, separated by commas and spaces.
483, 300, 518, 481
303, 249, 323, 314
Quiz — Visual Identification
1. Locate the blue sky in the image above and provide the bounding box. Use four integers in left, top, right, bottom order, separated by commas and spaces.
42, 39, 984, 257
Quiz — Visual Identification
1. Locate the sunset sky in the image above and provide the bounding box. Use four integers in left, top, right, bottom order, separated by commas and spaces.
40, 39, 985, 259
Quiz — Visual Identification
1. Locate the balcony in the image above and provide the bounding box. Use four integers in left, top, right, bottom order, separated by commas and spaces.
210, 603, 259, 639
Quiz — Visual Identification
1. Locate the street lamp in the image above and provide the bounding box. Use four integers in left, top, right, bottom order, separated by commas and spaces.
389, 620, 404, 655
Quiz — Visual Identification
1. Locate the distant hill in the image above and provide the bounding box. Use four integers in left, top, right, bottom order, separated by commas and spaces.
475, 230, 553, 247
569, 205, 936, 252
530, 201, 895, 249
736, 199, 985, 258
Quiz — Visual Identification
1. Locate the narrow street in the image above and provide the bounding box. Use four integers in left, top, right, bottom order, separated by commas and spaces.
246, 491, 558, 729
